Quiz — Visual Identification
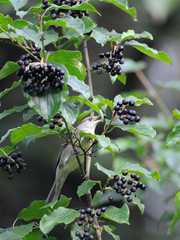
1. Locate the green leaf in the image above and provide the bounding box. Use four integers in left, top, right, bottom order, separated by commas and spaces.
0, 13, 13, 31
60, 101, 81, 125
22, 229, 42, 240
17, 201, 46, 221
44, 237, 57, 240
0, 104, 28, 120
44, 29, 58, 47
118, 162, 161, 180
67, 76, 90, 99
0, 81, 21, 105
120, 30, 153, 43
117, 74, 127, 85
68, 96, 104, 118
47, 2, 99, 15
111, 119, 156, 138
82, 16, 97, 33
15, 25, 41, 44
18, 196, 71, 221
96, 97, 114, 110
45, 16, 85, 36
9, 0, 28, 11
110, 73, 127, 85
0, 61, 19, 80
48, 50, 86, 80
95, 162, 116, 178
122, 58, 147, 73
167, 125, 180, 146
77, 180, 100, 198
0, 128, 16, 144
173, 109, 180, 119
125, 40, 172, 65
17, 3, 43, 19
91, 27, 111, 46
24, 85, 69, 122
40, 207, 79, 234
130, 195, 144, 214
0, 0, 11, 5
0, 223, 34, 240
22, 128, 64, 149
93, 190, 103, 207
114, 94, 153, 106
12, 19, 30, 28
100, 0, 136, 20
168, 191, 180, 234
103, 225, 120, 240
102, 204, 130, 224
23, 109, 37, 122
10, 123, 42, 145
0, 146, 16, 155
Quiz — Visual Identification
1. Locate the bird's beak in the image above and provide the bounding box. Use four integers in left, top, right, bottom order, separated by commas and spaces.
94, 115, 102, 123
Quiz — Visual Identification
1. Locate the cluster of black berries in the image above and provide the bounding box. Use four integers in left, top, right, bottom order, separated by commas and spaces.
108, 170, 146, 203
75, 207, 106, 239
114, 99, 140, 125
0, 151, 25, 180
42, 0, 89, 19
16, 50, 65, 96
37, 112, 63, 129
92, 45, 124, 76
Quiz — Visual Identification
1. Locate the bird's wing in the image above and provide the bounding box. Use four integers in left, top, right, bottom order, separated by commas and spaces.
56, 142, 74, 168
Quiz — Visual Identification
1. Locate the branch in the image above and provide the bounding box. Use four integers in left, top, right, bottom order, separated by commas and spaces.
136, 70, 172, 120
83, 37, 94, 102
83, 35, 102, 240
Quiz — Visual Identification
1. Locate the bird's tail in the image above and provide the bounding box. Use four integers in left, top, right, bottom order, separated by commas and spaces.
46, 169, 68, 204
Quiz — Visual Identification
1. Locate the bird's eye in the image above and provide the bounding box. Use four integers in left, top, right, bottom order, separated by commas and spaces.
89, 118, 92, 121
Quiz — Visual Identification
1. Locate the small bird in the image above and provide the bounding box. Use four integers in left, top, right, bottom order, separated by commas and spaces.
46, 115, 101, 203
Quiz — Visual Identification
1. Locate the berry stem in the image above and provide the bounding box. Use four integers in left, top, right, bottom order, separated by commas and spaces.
136, 70, 172, 120
39, 15, 46, 62
0, 26, 40, 62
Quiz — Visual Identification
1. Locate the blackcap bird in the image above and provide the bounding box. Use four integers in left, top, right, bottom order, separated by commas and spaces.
46, 116, 101, 203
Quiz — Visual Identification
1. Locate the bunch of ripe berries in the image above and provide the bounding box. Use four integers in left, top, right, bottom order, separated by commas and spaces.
37, 112, 63, 130
108, 170, 146, 203
0, 151, 25, 180
42, 0, 89, 19
113, 99, 140, 125
16, 47, 65, 96
92, 45, 124, 76
75, 207, 106, 239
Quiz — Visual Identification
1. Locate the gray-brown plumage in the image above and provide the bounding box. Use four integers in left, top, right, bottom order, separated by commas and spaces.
46, 116, 101, 203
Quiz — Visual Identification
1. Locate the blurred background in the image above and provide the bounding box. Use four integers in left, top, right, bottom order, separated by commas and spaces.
0, 0, 180, 239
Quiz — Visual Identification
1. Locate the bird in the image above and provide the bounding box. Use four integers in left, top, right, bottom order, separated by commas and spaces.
46, 115, 101, 203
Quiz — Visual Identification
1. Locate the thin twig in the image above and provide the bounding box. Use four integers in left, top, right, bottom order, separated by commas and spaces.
0, 26, 40, 62
63, 118, 85, 176
136, 70, 172, 120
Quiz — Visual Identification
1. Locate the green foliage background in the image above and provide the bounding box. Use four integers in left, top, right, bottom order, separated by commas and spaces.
0, 0, 180, 239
